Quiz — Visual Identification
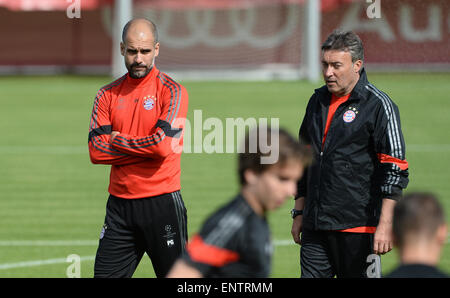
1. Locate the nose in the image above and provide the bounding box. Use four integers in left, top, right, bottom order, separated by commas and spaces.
324, 65, 333, 78
134, 52, 143, 64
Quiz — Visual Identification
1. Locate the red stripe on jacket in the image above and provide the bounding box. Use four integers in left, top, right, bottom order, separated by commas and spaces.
377, 153, 409, 170
187, 235, 239, 267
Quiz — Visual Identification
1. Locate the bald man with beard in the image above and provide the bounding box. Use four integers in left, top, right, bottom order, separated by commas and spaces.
88, 18, 189, 278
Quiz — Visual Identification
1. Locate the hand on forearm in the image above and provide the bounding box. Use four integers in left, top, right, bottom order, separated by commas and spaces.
110, 131, 120, 144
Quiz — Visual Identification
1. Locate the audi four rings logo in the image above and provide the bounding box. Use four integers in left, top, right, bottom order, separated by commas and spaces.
102, 6, 300, 48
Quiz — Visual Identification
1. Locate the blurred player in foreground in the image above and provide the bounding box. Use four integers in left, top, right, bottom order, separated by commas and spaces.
167, 126, 312, 277
88, 18, 189, 277
386, 192, 448, 278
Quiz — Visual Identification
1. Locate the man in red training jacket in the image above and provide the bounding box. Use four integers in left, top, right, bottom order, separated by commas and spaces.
88, 18, 188, 278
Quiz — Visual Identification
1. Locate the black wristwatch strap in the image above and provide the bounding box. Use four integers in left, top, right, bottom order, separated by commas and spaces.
291, 209, 303, 219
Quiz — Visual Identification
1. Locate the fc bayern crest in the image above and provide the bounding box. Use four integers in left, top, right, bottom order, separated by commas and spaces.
143, 96, 155, 110
343, 110, 356, 123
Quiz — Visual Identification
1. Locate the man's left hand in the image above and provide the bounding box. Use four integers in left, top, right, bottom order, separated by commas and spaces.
373, 222, 393, 255
374, 198, 396, 255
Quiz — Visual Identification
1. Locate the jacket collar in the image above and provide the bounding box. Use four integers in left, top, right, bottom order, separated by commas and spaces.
351, 67, 369, 100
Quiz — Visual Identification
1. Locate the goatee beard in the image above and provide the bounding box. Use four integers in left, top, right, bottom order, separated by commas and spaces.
128, 65, 153, 79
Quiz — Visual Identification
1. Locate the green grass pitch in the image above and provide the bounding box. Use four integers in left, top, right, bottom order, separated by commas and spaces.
0, 72, 449, 277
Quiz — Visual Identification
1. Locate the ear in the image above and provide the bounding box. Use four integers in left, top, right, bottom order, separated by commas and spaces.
120, 42, 125, 57
154, 42, 160, 58
243, 169, 258, 186
353, 59, 363, 73
436, 224, 448, 245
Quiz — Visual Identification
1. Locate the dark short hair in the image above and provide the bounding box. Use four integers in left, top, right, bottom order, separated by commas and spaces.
322, 29, 364, 63
393, 192, 446, 248
122, 18, 159, 44
238, 126, 313, 186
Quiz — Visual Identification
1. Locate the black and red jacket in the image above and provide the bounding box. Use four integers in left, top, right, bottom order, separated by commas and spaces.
297, 68, 409, 231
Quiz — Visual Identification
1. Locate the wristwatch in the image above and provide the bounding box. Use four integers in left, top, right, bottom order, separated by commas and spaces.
291, 209, 303, 219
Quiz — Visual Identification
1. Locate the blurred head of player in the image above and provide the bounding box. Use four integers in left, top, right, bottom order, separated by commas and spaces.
321, 30, 364, 97
121, 18, 160, 79
238, 126, 312, 216
393, 192, 448, 265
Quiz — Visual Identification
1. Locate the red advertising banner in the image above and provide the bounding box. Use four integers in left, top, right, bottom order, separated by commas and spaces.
0, 0, 108, 10
0, 0, 447, 70
321, 0, 449, 65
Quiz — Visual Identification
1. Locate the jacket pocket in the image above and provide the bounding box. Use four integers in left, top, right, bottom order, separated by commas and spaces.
344, 160, 368, 198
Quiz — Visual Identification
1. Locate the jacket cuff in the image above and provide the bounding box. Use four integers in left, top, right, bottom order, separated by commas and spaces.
382, 190, 402, 201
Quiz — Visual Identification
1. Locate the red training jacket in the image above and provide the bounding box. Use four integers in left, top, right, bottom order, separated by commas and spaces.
88, 66, 189, 199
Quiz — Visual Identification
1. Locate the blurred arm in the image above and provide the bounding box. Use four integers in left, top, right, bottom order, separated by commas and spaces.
166, 259, 203, 278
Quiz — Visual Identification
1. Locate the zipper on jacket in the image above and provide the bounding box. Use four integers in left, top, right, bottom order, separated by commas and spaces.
321, 96, 358, 153
316, 98, 354, 229
315, 151, 324, 228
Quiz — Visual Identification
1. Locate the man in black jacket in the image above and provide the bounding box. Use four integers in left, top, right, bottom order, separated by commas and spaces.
291, 30, 409, 278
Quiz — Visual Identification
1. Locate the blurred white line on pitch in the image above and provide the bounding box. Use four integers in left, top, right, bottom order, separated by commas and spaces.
0, 240, 97, 246
0, 144, 450, 154
273, 239, 294, 246
1, 239, 290, 247
1, 234, 448, 248
0, 256, 95, 270
0, 145, 86, 154
407, 144, 450, 152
